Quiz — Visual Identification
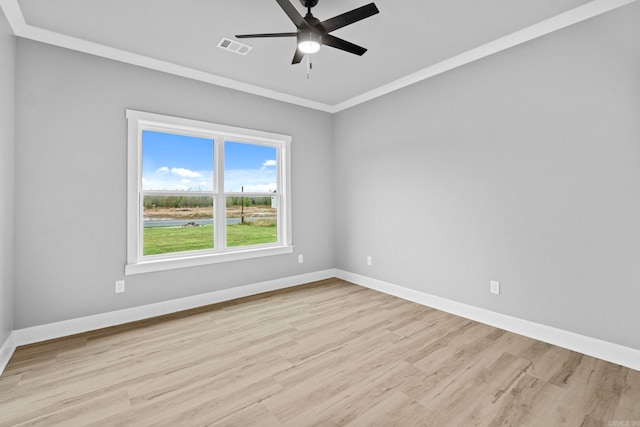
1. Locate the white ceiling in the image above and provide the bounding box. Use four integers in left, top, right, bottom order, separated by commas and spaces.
0, 0, 636, 112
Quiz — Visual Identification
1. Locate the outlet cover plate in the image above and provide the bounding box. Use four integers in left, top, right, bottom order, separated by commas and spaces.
490, 280, 500, 295
115, 280, 125, 294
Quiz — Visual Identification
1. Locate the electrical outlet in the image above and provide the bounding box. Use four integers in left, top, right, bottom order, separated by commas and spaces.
298, 254, 304, 264
115, 280, 125, 294
367, 256, 372, 266
490, 280, 500, 295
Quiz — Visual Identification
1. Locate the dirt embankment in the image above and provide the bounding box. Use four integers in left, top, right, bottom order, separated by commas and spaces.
144, 206, 276, 219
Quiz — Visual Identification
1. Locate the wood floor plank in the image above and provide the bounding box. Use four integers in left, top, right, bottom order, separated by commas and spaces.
613, 368, 640, 422
344, 391, 434, 427
487, 374, 570, 426
208, 402, 282, 427
1, 278, 639, 426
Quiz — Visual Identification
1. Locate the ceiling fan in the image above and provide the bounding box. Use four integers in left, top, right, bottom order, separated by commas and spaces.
235, 0, 379, 65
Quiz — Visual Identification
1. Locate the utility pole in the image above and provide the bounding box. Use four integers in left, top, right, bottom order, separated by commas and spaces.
241, 186, 245, 225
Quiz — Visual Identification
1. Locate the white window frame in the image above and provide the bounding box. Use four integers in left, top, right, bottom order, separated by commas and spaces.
125, 110, 293, 275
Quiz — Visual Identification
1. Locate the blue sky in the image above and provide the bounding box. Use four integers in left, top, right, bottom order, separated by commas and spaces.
142, 131, 277, 192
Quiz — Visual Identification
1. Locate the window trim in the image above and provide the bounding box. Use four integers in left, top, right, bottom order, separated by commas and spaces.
125, 109, 292, 275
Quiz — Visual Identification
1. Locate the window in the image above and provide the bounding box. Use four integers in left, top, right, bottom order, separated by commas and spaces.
126, 110, 292, 275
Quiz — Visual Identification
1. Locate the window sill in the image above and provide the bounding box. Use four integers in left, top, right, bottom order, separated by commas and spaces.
125, 245, 294, 275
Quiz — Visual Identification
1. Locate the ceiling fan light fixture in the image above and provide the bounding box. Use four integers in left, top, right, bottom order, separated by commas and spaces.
298, 40, 321, 54
298, 30, 321, 54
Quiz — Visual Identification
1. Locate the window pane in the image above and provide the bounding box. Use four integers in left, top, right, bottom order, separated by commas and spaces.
142, 131, 213, 191
226, 196, 277, 247
143, 195, 214, 255
224, 141, 277, 193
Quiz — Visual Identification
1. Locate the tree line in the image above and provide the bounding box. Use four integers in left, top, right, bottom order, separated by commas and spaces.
143, 195, 274, 209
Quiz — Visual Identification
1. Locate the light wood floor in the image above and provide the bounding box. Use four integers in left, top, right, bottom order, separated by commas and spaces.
1, 279, 639, 426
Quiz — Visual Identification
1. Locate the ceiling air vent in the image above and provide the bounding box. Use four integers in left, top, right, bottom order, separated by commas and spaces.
217, 37, 252, 56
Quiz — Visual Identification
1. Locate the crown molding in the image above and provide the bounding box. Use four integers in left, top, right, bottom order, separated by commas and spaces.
1, 0, 637, 113
0, 0, 23, 32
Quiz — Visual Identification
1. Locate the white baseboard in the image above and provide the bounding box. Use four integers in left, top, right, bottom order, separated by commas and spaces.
12, 269, 337, 349
335, 269, 640, 372
0, 332, 16, 375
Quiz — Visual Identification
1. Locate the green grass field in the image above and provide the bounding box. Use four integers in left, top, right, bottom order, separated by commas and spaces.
143, 222, 277, 255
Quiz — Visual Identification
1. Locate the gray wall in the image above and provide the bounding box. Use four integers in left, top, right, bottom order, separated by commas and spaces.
334, 3, 640, 350
14, 40, 334, 328
0, 9, 15, 345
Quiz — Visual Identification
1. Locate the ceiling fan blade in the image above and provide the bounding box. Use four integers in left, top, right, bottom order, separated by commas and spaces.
235, 32, 298, 38
275, 0, 310, 29
322, 34, 367, 56
292, 49, 304, 64
317, 3, 379, 34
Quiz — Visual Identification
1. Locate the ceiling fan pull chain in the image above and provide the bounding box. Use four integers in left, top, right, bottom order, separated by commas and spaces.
306, 54, 311, 79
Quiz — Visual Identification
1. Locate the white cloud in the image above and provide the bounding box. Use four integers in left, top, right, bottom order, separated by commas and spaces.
261, 159, 277, 170
171, 167, 202, 178
249, 183, 277, 193
156, 166, 170, 174
143, 169, 213, 191
225, 169, 277, 193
